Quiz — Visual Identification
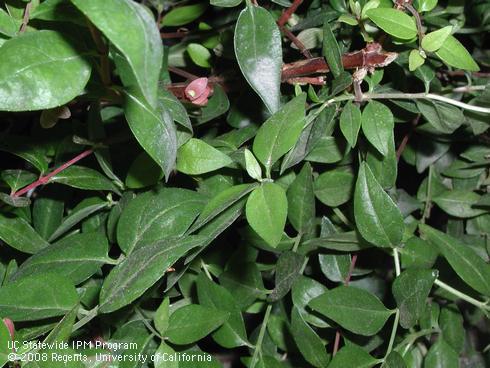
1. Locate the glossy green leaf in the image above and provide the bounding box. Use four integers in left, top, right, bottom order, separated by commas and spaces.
314, 168, 355, 207
196, 274, 249, 348
124, 89, 177, 180
382, 351, 406, 368
424, 339, 459, 368
0, 319, 10, 367
0, 8, 19, 37
439, 305, 464, 353
71, 0, 163, 106
177, 138, 233, 175
365, 134, 397, 189
366, 8, 417, 40
166, 304, 229, 345
319, 254, 351, 282
0, 214, 50, 254
160, 4, 207, 26
292, 276, 329, 327
328, 345, 379, 368
435, 35, 480, 71
187, 43, 212, 68
268, 251, 305, 302
33, 196, 64, 240
291, 307, 330, 368
220, 262, 266, 309
361, 101, 394, 156
125, 151, 163, 189
117, 187, 205, 254
235, 5, 282, 113
419, 224, 490, 296
49, 165, 119, 193
253, 93, 306, 172
409, 49, 425, 71
340, 101, 362, 147
0, 273, 78, 321
154, 297, 170, 336
11, 232, 109, 285
287, 163, 315, 233
244, 149, 262, 181
433, 190, 486, 218
416, 99, 465, 134
99, 235, 207, 313
354, 162, 404, 248
392, 269, 437, 328
246, 183, 288, 247
322, 21, 343, 78
0, 30, 91, 111
309, 286, 393, 336
422, 26, 452, 53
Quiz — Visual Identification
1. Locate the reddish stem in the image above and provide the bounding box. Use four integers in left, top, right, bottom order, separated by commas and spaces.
12, 149, 94, 197
280, 26, 313, 59
277, 0, 303, 27
396, 115, 420, 161
19, 1, 32, 33
332, 254, 358, 355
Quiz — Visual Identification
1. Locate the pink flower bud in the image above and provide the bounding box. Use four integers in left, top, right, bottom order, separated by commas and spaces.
184, 77, 212, 106
3, 318, 14, 339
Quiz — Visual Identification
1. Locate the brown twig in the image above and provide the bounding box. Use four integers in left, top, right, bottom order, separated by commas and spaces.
280, 26, 313, 59
332, 254, 359, 355
396, 115, 420, 161
160, 29, 189, 39
12, 149, 94, 197
277, 0, 303, 27
19, 1, 32, 33
168, 66, 199, 81
87, 22, 111, 86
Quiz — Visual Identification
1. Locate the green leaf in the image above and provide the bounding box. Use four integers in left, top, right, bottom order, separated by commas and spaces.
33, 196, 64, 240
154, 297, 170, 336
244, 149, 262, 181
439, 305, 464, 353
125, 151, 163, 189
309, 286, 393, 336
117, 187, 205, 254
268, 251, 305, 302
314, 168, 355, 207
292, 276, 329, 327
400, 236, 438, 269
422, 26, 452, 52
220, 262, 266, 309
319, 254, 351, 282
435, 35, 480, 71
190, 184, 256, 233
424, 339, 459, 368
416, 99, 465, 134
0, 319, 10, 367
433, 190, 486, 218
196, 85, 230, 125
154, 343, 178, 368
392, 269, 437, 328
0, 30, 91, 111
48, 198, 108, 242
419, 224, 490, 296
11, 232, 109, 285
0, 214, 50, 254
253, 93, 306, 172
365, 134, 397, 189
160, 4, 207, 27
196, 274, 249, 348
71, 0, 163, 106
0, 273, 78, 321
417, 0, 438, 12
322, 21, 344, 78
158, 89, 192, 132
354, 162, 404, 248
290, 307, 330, 368
99, 235, 207, 313
1, 170, 36, 192
166, 304, 230, 345
409, 49, 425, 71
0, 8, 20, 37
211, 0, 242, 7
124, 89, 177, 180
328, 345, 379, 368
234, 5, 282, 113
177, 138, 233, 175
187, 43, 212, 68
382, 351, 406, 368
361, 101, 394, 156
49, 165, 119, 193
340, 101, 362, 147
246, 183, 288, 247
366, 8, 417, 40
287, 163, 315, 233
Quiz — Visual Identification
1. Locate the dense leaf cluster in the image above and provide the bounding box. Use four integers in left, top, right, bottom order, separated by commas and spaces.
0, 0, 489, 367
